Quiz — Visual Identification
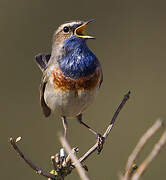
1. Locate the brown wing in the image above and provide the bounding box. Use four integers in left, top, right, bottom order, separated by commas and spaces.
98, 65, 103, 88
99, 72, 103, 88
40, 81, 51, 117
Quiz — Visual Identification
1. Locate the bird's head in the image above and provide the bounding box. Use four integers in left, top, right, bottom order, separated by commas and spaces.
52, 20, 95, 51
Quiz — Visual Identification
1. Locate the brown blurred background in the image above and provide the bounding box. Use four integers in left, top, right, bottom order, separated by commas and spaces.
1, 0, 166, 179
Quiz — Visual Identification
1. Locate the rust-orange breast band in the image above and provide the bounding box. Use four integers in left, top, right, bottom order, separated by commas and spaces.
52, 67, 101, 91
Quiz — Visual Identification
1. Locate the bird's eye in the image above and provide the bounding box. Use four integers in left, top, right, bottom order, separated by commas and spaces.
63, 26, 70, 33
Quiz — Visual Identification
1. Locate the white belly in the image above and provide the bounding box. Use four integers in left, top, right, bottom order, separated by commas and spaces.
44, 84, 98, 117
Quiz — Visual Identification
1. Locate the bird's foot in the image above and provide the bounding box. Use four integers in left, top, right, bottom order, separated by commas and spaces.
96, 134, 105, 154
50, 148, 74, 178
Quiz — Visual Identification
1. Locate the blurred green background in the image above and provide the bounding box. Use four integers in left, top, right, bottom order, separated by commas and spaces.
1, 0, 166, 179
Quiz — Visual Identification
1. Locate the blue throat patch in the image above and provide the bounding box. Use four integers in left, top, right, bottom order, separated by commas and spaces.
58, 36, 99, 79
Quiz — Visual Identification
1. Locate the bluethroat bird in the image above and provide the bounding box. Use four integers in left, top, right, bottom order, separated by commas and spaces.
35, 20, 104, 151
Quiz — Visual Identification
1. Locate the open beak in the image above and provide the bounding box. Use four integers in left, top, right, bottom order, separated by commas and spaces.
74, 19, 95, 39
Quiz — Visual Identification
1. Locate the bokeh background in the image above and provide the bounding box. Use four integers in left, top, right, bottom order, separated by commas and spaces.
1, 0, 166, 179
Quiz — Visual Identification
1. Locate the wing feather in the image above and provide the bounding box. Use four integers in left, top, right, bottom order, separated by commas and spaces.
40, 80, 51, 117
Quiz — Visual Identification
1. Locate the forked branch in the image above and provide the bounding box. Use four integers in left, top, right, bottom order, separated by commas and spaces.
10, 91, 131, 180
132, 130, 166, 180
59, 136, 90, 180
120, 119, 166, 180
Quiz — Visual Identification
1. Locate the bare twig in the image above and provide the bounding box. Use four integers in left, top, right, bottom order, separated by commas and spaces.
78, 91, 131, 163
60, 136, 90, 180
9, 137, 56, 179
124, 119, 163, 179
10, 91, 131, 179
51, 155, 57, 170
103, 91, 131, 139
66, 147, 79, 163
120, 119, 166, 180
132, 130, 166, 180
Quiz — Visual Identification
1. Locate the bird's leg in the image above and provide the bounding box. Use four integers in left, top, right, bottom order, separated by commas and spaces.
77, 114, 98, 136
61, 116, 68, 138
60, 116, 68, 166
77, 114, 105, 153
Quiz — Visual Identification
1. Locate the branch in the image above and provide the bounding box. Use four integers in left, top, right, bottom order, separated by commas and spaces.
10, 91, 131, 179
9, 137, 56, 179
78, 91, 131, 163
131, 130, 166, 180
59, 136, 90, 180
124, 119, 163, 179
120, 119, 166, 180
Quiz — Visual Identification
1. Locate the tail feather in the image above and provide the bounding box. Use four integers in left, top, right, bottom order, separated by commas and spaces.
35, 53, 51, 71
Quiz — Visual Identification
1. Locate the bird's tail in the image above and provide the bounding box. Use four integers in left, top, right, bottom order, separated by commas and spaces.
35, 53, 51, 72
